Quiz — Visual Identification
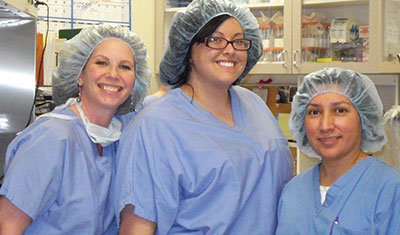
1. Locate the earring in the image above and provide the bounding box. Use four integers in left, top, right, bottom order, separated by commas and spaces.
129, 94, 135, 110
77, 84, 82, 102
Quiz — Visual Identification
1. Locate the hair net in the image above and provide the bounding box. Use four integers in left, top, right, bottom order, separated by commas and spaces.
159, 0, 262, 87
375, 105, 400, 168
289, 67, 387, 158
52, 24, 151, 114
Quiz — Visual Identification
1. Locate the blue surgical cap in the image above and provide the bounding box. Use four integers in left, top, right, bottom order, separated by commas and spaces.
159, 0, 262, 87
52, 24, 151, 114
289, 67, 387, 158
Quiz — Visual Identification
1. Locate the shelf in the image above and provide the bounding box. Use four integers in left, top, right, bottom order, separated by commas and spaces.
165, 0, 368, 12
302, 0, 369, 8
0, 0, 37, 18
249, 63, 291, 75
165, 2, 285, 13
165, 7, 185, 13
247, 2, 284, 10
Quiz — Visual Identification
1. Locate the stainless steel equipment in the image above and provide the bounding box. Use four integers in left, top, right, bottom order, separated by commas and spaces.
0, 0, 37, 179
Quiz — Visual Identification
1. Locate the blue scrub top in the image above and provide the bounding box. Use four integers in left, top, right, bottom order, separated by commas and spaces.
276, 156, 400, 234
136, 94, 160, 112
0, 105, 135, 235
115, 86, 294, 234
142, 94, 159, 107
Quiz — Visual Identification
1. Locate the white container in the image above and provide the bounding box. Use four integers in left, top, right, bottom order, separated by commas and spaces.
274, 38, 284, 48
302, 37, 316, 48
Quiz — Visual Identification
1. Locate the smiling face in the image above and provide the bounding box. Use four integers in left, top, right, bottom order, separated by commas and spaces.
78, 38, 135, 115
189, 17, 247, 90
304, 92, 363, 162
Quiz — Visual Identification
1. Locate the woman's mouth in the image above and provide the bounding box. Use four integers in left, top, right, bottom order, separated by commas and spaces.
100, 85, 121, 92
319, 136, 339, 142
217, 61, 235, 68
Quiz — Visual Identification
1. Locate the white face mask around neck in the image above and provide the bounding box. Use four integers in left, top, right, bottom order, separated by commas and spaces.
74, 99, 122, 147
37, 98, 122, 147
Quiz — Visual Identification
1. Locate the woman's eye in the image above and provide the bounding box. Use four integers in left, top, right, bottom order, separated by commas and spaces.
308, 110, 319, 115
336, 108, 346, 113
121, 65, 132, 70
95, 61, 107, 66
209, 37, 222, 43
234, 40, 244, 45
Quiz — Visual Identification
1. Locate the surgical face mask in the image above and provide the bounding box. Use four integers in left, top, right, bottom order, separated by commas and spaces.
75, 99, 122, 147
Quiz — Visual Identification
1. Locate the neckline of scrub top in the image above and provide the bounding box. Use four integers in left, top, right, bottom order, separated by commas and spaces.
63, 105, 80, 117
54, 105, 115, 158
176, 86, 245, 131
312, 156, 374, 210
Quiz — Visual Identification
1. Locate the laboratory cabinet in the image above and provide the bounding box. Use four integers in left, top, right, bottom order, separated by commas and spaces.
379, 0, 400, 73
291, 0, 373, 74
157, 0, 400, 74
292, 0, 400, 74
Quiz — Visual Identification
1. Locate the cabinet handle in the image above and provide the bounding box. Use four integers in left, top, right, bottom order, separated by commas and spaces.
293, 50, 299, 68
282, 50, 287, 68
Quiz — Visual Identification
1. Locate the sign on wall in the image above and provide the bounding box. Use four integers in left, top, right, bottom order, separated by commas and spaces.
37, 0, 131, 34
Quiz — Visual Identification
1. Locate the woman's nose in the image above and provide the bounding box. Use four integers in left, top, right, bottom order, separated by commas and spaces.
107, 66, 118, 79
319, 113, 334, 131
223, 42, 235, 54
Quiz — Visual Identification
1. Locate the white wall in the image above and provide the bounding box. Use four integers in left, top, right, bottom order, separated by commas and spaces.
131, 0, 160, 95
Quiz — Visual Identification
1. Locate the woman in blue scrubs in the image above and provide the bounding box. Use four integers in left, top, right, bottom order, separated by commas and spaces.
114, 0, 293, 234
0, 24, 150, 234
276, 67, 400, 234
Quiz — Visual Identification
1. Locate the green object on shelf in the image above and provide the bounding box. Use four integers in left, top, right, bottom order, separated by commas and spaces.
58, 28, 82, 40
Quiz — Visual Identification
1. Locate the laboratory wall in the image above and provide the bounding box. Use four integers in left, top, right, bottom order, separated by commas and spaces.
35, 0, 160, 94
130, 0, 158, 94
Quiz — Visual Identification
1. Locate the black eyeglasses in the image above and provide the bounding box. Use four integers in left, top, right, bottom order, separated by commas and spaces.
205, 37, 252, 51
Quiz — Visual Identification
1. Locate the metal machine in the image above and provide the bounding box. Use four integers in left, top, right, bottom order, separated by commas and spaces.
0, 0, 37, 179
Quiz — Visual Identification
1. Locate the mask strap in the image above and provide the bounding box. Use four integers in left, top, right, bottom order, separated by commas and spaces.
75, 100, 89, 125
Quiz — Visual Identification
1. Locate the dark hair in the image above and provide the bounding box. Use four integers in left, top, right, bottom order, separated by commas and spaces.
171, 14, 232, 88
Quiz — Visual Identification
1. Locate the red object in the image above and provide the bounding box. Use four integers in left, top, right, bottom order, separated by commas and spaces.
257, 78, 273, 84
36, 33, 44, 85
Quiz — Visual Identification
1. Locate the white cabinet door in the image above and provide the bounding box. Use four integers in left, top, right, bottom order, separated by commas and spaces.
293, 0, 376, 74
